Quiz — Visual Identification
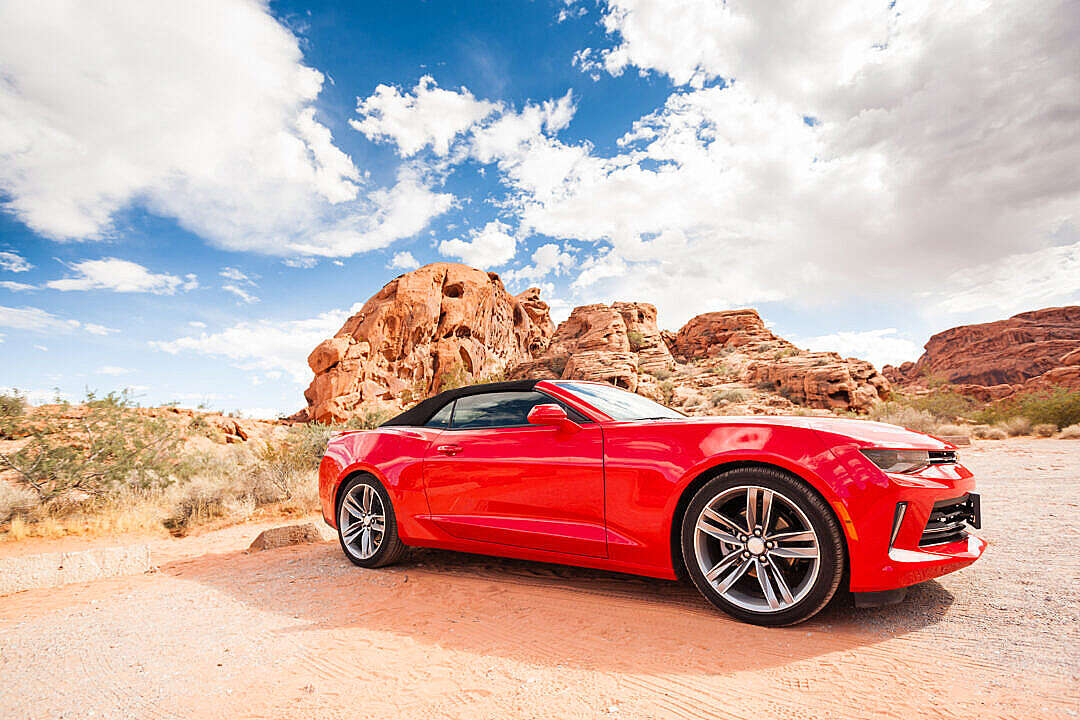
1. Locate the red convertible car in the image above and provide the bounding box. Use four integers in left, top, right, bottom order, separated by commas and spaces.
319, 380, 984, 625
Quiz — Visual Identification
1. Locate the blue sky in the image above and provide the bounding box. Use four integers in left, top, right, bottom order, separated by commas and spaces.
1, 0, 1078, 417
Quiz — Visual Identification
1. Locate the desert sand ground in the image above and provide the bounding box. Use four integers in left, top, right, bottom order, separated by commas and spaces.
1, 439, 1078, 720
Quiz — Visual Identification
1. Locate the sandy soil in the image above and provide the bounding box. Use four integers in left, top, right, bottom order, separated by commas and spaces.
1, 439, 1077, 719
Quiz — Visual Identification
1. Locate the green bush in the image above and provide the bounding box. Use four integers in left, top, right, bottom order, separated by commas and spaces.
902, 391, 976, 419
0, 391, 25, 418
626, 330, 645, 351
0, 391, 182, 501
975, 387, 1080, 429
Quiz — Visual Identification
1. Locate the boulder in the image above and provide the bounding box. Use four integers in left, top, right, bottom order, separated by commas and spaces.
248, 523, 327, 552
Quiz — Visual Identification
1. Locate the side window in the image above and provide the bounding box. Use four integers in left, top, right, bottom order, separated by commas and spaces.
450, 391, 590, 429
425, 400, 454, 428
452, 392, 540, 429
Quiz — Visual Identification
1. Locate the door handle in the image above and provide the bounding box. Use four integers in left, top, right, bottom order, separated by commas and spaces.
436, 444, 463, 456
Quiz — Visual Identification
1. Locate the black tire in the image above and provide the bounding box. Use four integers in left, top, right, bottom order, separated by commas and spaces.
680, 466, 845, 626
336, 473, 407, 568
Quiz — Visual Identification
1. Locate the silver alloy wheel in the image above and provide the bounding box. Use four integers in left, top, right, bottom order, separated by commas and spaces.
693, 485, 821, 613
339, 483, 386, 560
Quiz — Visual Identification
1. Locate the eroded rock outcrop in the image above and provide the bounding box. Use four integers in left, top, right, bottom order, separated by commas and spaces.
671, 309, 889, 412
299, 266, 891, 421
506, 302, 675, 392
302, 263, 554, 423
670, 309, 795, 361
883, 306, 1080, 398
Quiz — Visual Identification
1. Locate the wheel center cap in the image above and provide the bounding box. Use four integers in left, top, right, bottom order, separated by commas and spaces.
746, 537, 766, 555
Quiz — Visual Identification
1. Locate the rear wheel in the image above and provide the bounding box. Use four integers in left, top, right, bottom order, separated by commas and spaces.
337, 474, 406, 568
681, 467, 845, 626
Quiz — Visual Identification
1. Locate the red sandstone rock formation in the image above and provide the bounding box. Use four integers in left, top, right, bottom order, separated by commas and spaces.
883, 306, 1080, 398
507, 302, 674, 391
667, 309, 888, 411
670, 309, 795, 361
302, 263, 554, 423
299, 267, 893, 421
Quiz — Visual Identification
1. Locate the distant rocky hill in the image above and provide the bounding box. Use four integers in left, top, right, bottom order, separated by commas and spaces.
883, 306, 1080, 401
300, 263, 891, 423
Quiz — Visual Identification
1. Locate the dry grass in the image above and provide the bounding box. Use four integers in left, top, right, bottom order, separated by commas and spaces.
0, 417, 327, 542
1032, 423, 1058, 437
997, 416, 1032, 437
972, 425, 1008, 440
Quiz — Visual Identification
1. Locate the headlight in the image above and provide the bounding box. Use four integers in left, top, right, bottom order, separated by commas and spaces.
860, 448, 931, 474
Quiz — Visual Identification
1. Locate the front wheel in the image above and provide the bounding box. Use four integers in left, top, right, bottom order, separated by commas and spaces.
681, 467, 845, 626
336, 474, 406, 568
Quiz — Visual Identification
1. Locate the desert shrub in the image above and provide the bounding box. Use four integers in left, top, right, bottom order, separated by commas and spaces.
903, 391, 976, 420
997, 416, 1032, 437
867, 402, 941, 434
1032, 423, 1058, 437
649, 368, 673, 381
626, 330, 645, 351
935, 423, 971, 438
773, 347, 799, 360
0, 481, 38, 524
0, 390, 182, 501
756, 381, 778, 392
711, 388, 750, 406
971, 425, 1007, 440
1058, 424, 1080, 439
0, 391, 25, 418
164, 473, 255, 533
659, 380, 676, 405
975, 387, 1080, 429
435, 361, 469, 392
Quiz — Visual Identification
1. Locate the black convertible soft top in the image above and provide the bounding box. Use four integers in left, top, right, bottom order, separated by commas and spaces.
379, 379, 542, 427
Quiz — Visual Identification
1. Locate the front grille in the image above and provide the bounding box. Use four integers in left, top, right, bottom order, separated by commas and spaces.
928, 450, 958, 465
920, 494, 980, 546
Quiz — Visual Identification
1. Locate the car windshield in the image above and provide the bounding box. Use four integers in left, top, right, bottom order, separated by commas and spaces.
555, 381, 685, 421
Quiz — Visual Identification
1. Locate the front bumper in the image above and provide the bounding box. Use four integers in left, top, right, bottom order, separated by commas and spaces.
826, 449, 987, 593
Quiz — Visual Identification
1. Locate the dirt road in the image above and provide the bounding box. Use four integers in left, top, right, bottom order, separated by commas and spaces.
1, 439, 1078, 719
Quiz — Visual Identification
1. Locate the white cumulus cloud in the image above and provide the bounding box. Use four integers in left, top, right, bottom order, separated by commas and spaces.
439, 220, 517, 268
793, 328, 922, 370
0, 0, 449, 259
46, 258, 198, 294
388, 251, 420, 271
151, 304, 364, 383
351, 75, 498, 157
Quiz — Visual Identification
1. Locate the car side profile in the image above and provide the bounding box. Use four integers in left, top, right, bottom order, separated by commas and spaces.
318, 379, 985, 625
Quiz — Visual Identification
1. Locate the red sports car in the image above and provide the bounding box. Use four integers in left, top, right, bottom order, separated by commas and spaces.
318, 380, 984, 625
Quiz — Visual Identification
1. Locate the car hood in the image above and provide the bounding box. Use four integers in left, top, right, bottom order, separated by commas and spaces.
647, 414, 952, 450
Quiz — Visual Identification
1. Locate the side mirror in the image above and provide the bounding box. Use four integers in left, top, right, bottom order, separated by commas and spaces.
527, 403, 575, 429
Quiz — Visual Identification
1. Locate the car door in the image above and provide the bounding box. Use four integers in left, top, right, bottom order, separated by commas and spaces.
422, 390, 607, 557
